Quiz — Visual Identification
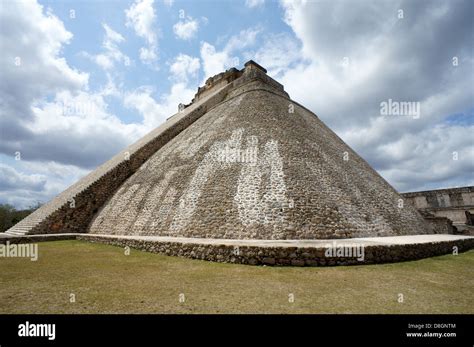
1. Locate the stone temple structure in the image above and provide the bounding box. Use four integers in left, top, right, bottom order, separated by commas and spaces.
401, 187, 474, 234
3, 61, 474, 266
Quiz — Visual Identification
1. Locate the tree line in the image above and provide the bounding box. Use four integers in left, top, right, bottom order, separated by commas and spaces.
0, 203, 42, 233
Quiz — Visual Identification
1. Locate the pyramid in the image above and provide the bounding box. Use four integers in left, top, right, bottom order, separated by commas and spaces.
7, 60, 434, 240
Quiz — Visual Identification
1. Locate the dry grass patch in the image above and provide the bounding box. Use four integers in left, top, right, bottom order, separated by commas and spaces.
0, 240, 473, 313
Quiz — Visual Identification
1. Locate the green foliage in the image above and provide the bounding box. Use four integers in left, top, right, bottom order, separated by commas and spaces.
0, 203, 42, 232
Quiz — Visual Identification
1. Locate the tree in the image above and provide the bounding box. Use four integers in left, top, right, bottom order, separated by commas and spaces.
0, 203, 42, 233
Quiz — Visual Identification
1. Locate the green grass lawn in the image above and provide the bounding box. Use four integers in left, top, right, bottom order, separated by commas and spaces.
0, 240, 473, 314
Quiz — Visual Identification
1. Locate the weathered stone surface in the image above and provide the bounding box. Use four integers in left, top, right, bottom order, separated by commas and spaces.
402, 186, 474, 226
4, 60, 470, 267
70, 234, 473, 267
86, 62, 433, 240
262, 257, 276, 265
4, 74, 239, 237
4, 233, 470, 267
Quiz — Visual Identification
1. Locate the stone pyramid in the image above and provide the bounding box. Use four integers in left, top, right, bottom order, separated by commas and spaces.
7, 61, 434, 239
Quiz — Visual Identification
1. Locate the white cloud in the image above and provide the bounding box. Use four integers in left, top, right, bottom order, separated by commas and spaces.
0, 0, 88, 125
125, 0, 158, 64
0, 0, 195, 209
103, 23, 125, 44
99, 73, 122, 98
0, 164, 46, 192
139, 46, 158, 64
0, 0, 193, 209
253, 32, 302, 76
124, 83, 196, 129
0, 0, 146, 171
28, 90, 145, 167
376, 125, 474, 192
83, 23, 129, 70
2, 0, 472, 209
245, 0, 264, 8
200, 42, 230, 79
125, 0, 157, 45
169, 54, 200, 82
0, 159, 90, 209
225, 27, 260, 52
124, 55, 199, 130
200, 27, 260, 80
275, 0, 474, 191
173, 17, 199, 40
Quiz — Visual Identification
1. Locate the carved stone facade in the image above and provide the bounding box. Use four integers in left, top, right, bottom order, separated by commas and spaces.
402, 187, 474, 225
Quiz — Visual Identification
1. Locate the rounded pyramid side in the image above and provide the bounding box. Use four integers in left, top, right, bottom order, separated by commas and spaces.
89, 80, 432, 239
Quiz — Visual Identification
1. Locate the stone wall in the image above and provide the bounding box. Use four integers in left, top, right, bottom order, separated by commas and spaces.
192, 67, 242, 103
0, 234, 77, 244
89, 71, 434, 239
8, 60, 457, 241
2, 233, 472, 266
6, 77, 237, 236
423, 216, 456, 234
5, 61, 291, 237
401, 187, 474, 224
77, 234, 474, 266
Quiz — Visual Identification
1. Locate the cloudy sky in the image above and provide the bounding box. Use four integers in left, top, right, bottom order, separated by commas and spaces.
0, 0, 473, 209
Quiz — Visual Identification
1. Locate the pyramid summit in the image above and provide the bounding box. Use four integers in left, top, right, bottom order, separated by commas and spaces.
91, 63, 431, 240
4, 60, 443, 239
5, 60, 473, 265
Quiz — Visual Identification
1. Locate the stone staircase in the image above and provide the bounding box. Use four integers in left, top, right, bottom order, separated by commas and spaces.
4, 175, 100, 236
4, 125, 181, 236
4, 74, 241, 236
4, 139, 137, 236
5, 217, 44, 236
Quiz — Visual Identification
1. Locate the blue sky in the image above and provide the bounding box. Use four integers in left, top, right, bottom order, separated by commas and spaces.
0, 0, 473, 209
41, 0, 289, 105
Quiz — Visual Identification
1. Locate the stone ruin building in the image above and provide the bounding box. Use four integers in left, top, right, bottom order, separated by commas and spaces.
4, 60, 474, 266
